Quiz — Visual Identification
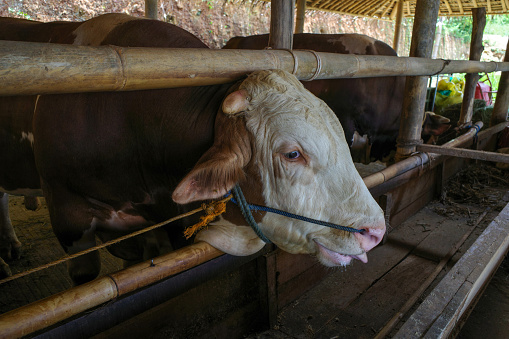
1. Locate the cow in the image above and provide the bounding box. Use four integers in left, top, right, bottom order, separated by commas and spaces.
0, 94, 43, 277
223, 33, 450, 163
1, 14, 385, 285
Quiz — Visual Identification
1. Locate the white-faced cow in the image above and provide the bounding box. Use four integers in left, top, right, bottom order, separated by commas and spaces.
0, 14, 385, 285
224, 33, 450, 163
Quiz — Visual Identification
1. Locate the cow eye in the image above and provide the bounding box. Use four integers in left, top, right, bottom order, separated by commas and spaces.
283, 151, 301, 160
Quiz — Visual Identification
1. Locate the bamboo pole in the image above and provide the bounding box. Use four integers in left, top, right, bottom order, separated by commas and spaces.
416, 143, 509, 163
365, 121, 500, 190
145, 0, 158, 19
393, 0, 404, 53
491, 38, 509, 126
459, 7, 487, 127
0, 242, 223, 339
269, 0, 294, 49
395, 0, 440, 162
295, 0, 306, 34
1, 40, 509, 96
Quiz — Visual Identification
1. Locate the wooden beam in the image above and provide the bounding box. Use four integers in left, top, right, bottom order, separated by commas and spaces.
295, 0, 306, 34
145, 0, 158, 19
491, 37, 509, 126
393, 0, 404, 52
444, 0, 453, 14
456, 0, 464, 14
416, 144, 509, 163
269, 0, 294, 49
394, 202, 509, 338
459, 7, 487, 126
395, 0, 441, 161
380, 0, 396, 18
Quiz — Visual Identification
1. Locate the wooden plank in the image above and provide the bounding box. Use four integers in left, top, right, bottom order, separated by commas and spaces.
391, 168, 436, 216
315, 255, 436, 338
258, 250, 278, 329
92, 258, 264, 339
275, 242, 411, 338
277, 262, 329, 309
274, 204, 454, 338
276, 250, 319, 286
394, 201, 509, 338
417, 144, 509, 163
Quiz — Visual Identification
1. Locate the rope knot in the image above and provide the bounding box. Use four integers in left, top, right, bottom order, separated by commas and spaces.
183, 197, 230, 239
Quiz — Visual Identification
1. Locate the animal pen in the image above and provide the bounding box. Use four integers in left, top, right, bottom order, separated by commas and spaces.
1, 0, 509, 337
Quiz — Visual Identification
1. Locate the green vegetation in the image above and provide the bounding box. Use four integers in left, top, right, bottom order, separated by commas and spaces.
442, 14, 509, 42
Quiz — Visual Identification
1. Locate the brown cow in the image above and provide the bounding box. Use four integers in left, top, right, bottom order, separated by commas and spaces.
1, 14, 385, 284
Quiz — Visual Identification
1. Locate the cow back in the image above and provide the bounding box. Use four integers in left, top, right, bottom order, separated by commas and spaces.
224, 33, 406, 161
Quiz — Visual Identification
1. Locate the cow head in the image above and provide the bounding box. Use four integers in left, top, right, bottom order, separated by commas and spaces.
173, 70, 385, 267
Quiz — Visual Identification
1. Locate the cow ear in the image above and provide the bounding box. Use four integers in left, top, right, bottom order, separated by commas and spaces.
172, 152, 246, 204
222, 89, 250, 115
172, 115, 252, 204
423, 112, 451, 136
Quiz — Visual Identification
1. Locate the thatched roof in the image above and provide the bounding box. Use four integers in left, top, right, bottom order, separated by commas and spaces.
299, 0, 509, 20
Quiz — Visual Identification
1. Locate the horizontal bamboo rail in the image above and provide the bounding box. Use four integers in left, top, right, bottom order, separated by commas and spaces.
0, 242, 223, 339
1, 40, 509, 96
364, 121, 501, 190
417, 143, 509, 163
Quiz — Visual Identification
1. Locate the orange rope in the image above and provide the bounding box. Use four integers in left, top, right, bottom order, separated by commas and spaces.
0, 195, 232, 285
183, 199, 228, 239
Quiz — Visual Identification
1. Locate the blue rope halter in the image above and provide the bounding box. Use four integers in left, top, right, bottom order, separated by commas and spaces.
227, 185, 365, 244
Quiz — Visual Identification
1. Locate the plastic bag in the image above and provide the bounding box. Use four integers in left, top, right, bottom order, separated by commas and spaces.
434, 77, 464, 111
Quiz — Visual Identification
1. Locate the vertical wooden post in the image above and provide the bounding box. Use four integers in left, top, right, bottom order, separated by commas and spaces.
432, 17, 443, 59
295, 0, 306, 34
490, 38, 509, 126
145, 0, 158, 20
395, 0, 440, 162
269, 0, 295, 49
459, 7, 487, 127
393, 0, 404, 53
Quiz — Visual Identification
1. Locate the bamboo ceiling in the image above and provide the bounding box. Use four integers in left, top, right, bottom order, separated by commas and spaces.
291, 1, 509, 20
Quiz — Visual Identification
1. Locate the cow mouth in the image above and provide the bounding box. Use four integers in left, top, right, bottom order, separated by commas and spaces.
314, 240, 367, 267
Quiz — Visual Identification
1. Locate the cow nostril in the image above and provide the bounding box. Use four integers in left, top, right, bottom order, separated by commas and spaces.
354, 226, 385, 252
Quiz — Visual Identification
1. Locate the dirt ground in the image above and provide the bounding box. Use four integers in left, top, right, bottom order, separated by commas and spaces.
0, 196, 123, 314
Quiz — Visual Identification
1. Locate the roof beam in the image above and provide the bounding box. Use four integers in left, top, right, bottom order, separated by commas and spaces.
444, 0, 453, 14
456, 0, 464, 14
502, 0, 508, 12
380, 0, 395, 18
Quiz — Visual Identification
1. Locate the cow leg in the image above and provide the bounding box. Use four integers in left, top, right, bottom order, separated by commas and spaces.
24, 196, 41, 211
66, 227, 101, 286
0, 193, 22, 278
43, 186, 101, 285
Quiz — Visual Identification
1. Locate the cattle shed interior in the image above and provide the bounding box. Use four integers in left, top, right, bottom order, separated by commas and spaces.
1, 0, 509, 338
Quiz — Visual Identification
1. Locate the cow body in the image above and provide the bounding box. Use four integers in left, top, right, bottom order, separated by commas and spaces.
224, 33, 450, 163
1, 15, 385, 284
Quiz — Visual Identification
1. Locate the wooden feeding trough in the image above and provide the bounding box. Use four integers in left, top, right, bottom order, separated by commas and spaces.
1, 0, 509, 338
